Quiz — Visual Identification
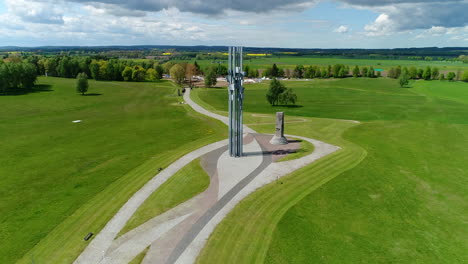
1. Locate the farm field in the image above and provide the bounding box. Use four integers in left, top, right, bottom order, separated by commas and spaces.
0, 77, 226, 263
174, 56, 468, 72
194, 78, 468, 263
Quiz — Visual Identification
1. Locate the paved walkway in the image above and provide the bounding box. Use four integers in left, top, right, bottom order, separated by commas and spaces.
74, 140, 229, 264
75, 88, 340, 264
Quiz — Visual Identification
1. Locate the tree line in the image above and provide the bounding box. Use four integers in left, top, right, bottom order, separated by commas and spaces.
258, 63, 381, 79
31, 55, 234, 85
2, 54, 467, 95
387, 65, 468, 81
0, 61, 38, 94
254, 63, 468, 82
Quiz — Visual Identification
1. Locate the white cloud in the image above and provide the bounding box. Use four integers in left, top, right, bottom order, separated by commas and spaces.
5, 0, 65, 24
68, 0, 320, 15
334, 25, 349, 33
364, 14, 396, 36
361, 1, 468, 36
0, 0, 467, 47
415, 25, 468, 40
427, 26, 448, 36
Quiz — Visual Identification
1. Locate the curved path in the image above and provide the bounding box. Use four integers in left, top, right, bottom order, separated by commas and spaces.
75, 88, 339, 264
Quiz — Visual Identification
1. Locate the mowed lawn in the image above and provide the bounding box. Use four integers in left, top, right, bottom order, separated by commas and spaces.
0, 77, 226, 263
195, 78, 468, 263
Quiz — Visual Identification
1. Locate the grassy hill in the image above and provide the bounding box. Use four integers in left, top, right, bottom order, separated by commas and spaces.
194, 78, 468, 263
0, 77, 226, 263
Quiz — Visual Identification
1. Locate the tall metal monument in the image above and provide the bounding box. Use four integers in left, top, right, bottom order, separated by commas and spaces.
227, 46, 245, 157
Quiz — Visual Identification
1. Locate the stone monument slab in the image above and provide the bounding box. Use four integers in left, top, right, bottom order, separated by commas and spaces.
270, 112, 288, 145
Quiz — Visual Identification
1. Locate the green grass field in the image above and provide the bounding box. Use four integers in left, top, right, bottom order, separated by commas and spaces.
175, 56, 468, 72
194, 78, 468, 263
0, 77, 226, 263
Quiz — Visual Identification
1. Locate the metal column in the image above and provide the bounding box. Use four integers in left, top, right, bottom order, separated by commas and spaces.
227, 46, 245, 157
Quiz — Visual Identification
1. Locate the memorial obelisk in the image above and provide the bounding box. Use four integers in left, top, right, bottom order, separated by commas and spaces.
270, 112, 288, 145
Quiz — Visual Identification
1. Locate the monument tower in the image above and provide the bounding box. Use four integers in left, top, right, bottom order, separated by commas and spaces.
227, 47, 245, 157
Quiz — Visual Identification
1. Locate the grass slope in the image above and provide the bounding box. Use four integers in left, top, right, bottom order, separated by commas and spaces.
119, 158, 209, 236
194, 78, 468, 263
0, 77, 226, 263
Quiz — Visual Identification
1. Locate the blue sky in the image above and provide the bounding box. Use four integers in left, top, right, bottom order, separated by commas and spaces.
0, 0, 466, 48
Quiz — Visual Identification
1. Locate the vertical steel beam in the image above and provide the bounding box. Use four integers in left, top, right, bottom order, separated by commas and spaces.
228, 46, 244, 157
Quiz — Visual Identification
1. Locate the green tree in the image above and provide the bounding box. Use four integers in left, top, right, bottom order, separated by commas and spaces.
98, 60, 109, 81
368, 66, 375, 78
215, 64, 228, 76
132, 66, 146, 82
271, 64, 279, 77
162, 61, 175, 74
278, 68, 285, 78
146, 68, 157, 81
321, 67, 329, 78
122, 66, 133, 81
408, 66, 417, 79
266, 78, 286, 106
395, 66, 402, 78
57, 56, 71, 78
439, 73, 445, 80
461, 71, 468, 82
89, 60, 100, 80
204, 67, 217, 87
314, 68, 322, 78
0, 63, 8, 93
263, 67, 272, 78
249, 68, 259, 78
399, 71, 409, 88
170, 64, 186, 85
402, 67, 409, 76
21, 63, 38, 89
279, 88, 298, 105
332, 64, 340, 78
244, 65, 250, 77
458, 55, 468, 63
338, 67, 346, 78
304, 66, 315, 79
417, 68, 424, 79
352, 65, 360, 77
361, 67, 368, 77
447, 72, 456, 81
423, 66, 432, 80
154, 64, 164, 80
10, 63, 22, 88
194, 61, 202, 75
431, 67, 439, 80
293, 65, 304, 78
76, 72, 89, 95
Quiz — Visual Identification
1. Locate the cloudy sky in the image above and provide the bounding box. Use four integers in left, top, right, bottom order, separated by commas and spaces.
0, 0, 467, 48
